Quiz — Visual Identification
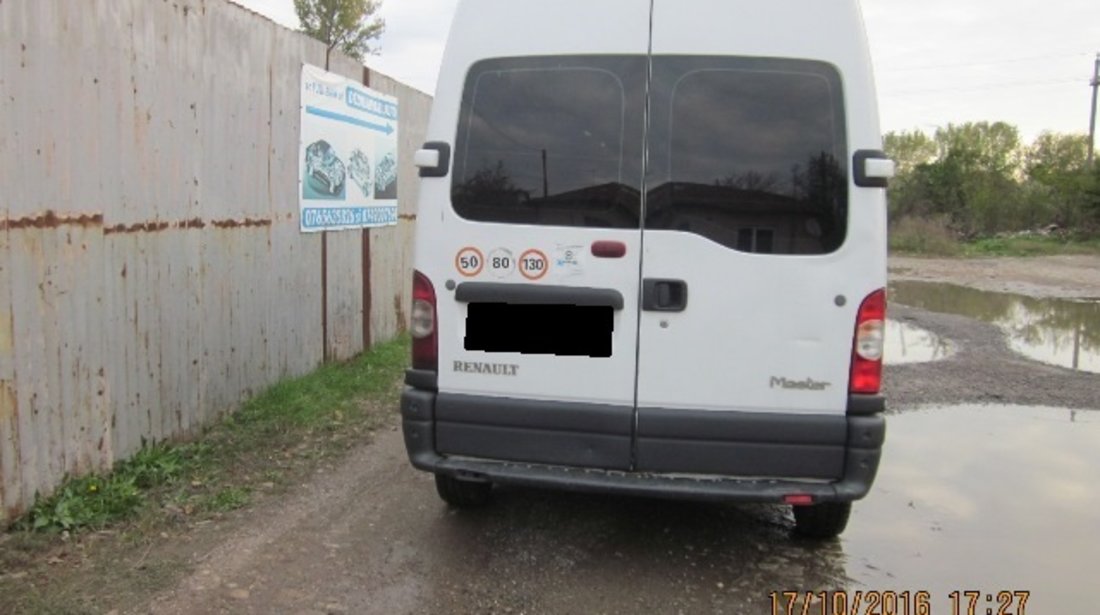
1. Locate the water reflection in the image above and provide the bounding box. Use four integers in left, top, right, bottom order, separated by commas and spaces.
884, 319, 955, 364
844, 405, 1099, 611
890, 281, 1100, 374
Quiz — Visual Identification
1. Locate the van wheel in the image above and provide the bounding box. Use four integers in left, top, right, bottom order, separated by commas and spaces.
434, 473, 492, 508
792, 502, 851, 539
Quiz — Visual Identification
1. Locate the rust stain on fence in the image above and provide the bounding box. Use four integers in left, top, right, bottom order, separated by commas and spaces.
104, 218, 207, 234
0, 382, 15, 429
0, 310, 12, 355
0, 211, 104, 231
105, 221, 172, 234
105, 218, 270, 233
394, 293, 407, 333
0, 380, 17, 524
3, 214, 274, 235
210, 218, 271, 229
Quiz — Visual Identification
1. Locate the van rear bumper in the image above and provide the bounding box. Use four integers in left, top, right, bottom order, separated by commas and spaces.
401, 386, 885, 504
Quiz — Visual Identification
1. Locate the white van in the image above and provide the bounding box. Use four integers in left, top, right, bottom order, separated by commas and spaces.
402, 0, 893, 538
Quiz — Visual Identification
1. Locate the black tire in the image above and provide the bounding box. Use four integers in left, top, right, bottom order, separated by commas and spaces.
434, 473, 492, 508
792, 502, 852, 539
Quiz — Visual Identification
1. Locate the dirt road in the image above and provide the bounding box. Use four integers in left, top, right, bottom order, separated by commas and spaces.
889, 254, 1100, 299
11, 255, 1100, 614
133, 255, 1100, 614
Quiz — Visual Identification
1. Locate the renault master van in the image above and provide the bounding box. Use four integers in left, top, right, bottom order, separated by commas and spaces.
402, 0, 894, 539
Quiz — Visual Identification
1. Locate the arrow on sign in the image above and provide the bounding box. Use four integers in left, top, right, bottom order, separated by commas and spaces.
305, 106, 395, 135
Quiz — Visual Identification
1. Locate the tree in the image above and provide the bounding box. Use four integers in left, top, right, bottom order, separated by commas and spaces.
933, 122, 1022, 178
884, 121, 1099, 236
1026, 132, 1091, 227
884, 130, 936, 175
1026, 132, 1089, 187
294, 0, 385, 65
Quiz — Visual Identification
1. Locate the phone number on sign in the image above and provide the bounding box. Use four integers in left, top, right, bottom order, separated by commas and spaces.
769, 590, 1031, 615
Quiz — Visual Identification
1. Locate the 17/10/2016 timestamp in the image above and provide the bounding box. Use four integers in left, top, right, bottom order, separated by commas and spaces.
769, 590, 1031, 615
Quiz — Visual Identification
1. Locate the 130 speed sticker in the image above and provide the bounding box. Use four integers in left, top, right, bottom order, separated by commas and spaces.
519, 249, 549, 281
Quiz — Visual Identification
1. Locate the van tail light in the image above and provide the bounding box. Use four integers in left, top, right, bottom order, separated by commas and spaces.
850, 288, 886, 394
411, 270, 438, 371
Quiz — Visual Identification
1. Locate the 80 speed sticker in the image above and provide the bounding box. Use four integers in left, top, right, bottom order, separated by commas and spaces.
487, 248, 515, 279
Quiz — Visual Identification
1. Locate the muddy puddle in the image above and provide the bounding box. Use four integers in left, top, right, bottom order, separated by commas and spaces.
843, 405, 1098, 611
884, 319, 955, 364
890, 280, 1100, 374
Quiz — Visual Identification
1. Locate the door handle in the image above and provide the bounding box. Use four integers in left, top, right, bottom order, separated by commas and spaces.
642, 279, 688, 312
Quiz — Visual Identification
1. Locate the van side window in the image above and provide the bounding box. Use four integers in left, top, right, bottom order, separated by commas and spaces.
452, 57, 647, 228
645, 58, 848, 255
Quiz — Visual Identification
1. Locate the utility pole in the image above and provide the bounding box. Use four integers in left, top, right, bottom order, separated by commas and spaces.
1089, 53, 1099, 168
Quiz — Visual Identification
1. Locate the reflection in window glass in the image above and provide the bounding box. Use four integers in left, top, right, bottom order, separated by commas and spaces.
646, 58, 848, 255
452, 57, 646, 228
450, 56, 848, 252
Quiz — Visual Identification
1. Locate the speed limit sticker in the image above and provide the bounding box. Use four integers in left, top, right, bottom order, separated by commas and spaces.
519, 248, 549, 281
455, 246, 484, 277
487, 248, 515, 279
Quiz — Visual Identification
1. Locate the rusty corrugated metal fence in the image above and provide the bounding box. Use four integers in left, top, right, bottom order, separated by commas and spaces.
0, 0, 431, 523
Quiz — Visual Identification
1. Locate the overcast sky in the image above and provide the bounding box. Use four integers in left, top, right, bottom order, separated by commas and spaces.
233, 0, 1100, 141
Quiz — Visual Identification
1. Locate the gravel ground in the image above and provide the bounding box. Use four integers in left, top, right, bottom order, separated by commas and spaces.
10, 255, 1099, 615
885, 254, 1100, 411
889, 254, 1100, 299
884, 304, 1099, 410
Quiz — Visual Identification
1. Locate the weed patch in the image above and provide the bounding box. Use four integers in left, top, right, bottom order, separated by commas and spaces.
198, 487, 251, 513
889, 216, 962, 256
962, 235, 1100, 257
8, 335, 409, 535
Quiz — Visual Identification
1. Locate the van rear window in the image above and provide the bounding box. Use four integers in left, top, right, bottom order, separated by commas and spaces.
452, 56, 847, 253
645, 58, 848, 254
452, 56, 647, 228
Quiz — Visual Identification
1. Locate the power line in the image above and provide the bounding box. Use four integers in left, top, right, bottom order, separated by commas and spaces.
883, 77, 1084, 97
887, 51, 1091, 73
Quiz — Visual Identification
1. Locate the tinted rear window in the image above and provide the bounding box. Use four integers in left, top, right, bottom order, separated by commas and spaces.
646, 58, 848, 254
452, 56, 848, 253
452, 56, 647, 228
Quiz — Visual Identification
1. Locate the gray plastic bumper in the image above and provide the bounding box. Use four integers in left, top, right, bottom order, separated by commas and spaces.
401, 386, 885, 504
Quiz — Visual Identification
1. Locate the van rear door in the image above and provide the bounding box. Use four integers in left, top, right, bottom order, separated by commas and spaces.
633, 1, 888, 478
425, 1, 651, 471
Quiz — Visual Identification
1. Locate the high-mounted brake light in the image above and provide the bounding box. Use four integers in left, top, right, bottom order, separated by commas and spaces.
850, 289, 886, 394
411, 270, 438, 371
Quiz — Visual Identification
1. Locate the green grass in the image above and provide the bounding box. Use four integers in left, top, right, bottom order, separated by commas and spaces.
230, 333, 408, 430
889, 216, 1100, 257
888, 216, 962, 256
10, 335, 410, 534
961, 235, 1100, 257
197, 487, 251, 513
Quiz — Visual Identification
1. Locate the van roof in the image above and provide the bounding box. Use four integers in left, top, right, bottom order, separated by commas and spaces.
443, 0, 872, 65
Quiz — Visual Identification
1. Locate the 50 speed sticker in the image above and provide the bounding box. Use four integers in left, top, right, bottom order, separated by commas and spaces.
519, 249, 549, 281
455, 246, 484, 277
